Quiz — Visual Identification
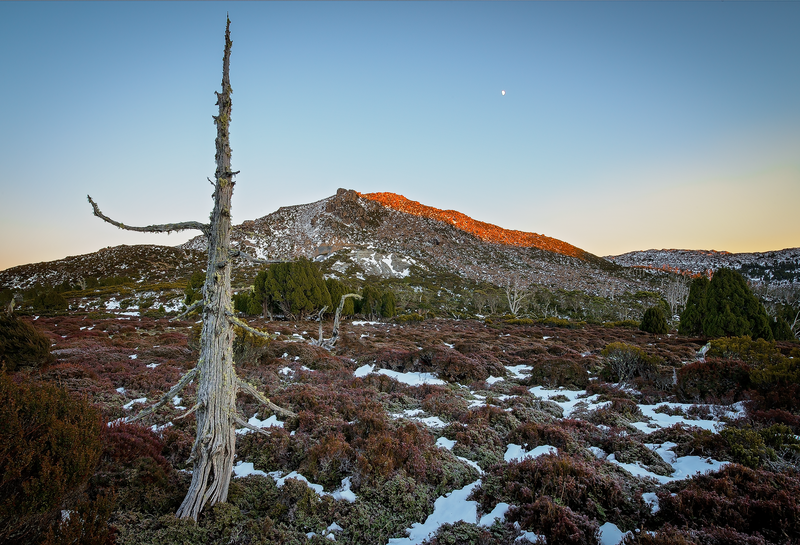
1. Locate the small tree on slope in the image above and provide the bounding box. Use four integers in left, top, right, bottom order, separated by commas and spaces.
679, 268, 773, 341
87, 19, 293, 520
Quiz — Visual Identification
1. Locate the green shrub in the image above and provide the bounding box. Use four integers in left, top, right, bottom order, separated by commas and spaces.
259, 258, 332, 320
600, 342, 658, 383
505, 318, 535, 325
720, 426, 774, 468
707, 336, 782, 366
603, 320, 640, 329
183, 270, 205, 306
0, 314, 55, 372
640, 306, 668, 334
394, 313, 425, 323
0, 374, 103, 544
26, 288, 68, 312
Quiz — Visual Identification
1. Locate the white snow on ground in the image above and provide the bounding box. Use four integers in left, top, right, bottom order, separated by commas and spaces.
354, 364, 373, 378
504, 444, 558, 463
505, 365, 532, 379
392, 409, 448, 429
146, 363, 159, 369
105, 299, 120, 310
352, 321, 381, 326
642, 492, 660, 513
116, 387, 126, 394
633, 402, 746, 432
529, 386, 607, 417
603, 440, 730, 484
436, 437, 456, 450
129, 354, 137, 360
232, 463, 357, 502
235, 414, 285, 435
388, 481, 481, 545
353, 364, 447, 386
479, 502, 511, 527
486, 376, 505, 384
599, 522, 630, 545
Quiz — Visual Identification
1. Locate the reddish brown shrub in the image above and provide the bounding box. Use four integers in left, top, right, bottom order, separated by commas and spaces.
0, 373, 103, 544
655, 465, 800, 542
528, 358, 589, 389
508, 422, 576, 452
101, 422, 171, 474
474, 453, 646, 529
301, 432, 354, 490
40, 492, 116, 545
511, 496, 600, 545
677, 358, 751, 403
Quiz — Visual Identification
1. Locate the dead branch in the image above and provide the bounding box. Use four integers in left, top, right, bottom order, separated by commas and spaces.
225, 311, 276, 341
314, 305, 330, 345
174, 402, 202, 421
87, 195, 210, 237
237, 378, 296, 417
129, 367, 198, 422
172, 299, 204, 322
233, 413, 272, 436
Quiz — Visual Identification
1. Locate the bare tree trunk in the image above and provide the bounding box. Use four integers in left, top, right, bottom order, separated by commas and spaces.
177, 18, 239, 520
87, 18, 294, 521
311, 294, 361, 350
505, 275, 528, 317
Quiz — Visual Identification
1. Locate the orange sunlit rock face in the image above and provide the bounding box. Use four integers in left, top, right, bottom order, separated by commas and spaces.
359, 192, 589, 260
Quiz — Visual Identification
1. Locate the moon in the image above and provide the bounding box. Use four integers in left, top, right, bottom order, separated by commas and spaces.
501, 90, 506, 96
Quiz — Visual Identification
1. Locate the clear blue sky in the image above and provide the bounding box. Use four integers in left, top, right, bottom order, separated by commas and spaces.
1, 1, 799, 271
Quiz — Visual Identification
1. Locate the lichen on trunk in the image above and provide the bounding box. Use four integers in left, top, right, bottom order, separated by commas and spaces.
87, 17, 294, 521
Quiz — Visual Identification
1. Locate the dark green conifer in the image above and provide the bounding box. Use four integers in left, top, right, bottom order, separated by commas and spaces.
679, 268, 773, 340
262, 258, 331, 320
640, 306, 668, 334
380, 291, 397, 318
326, 278, 355, 316
679, 276, 709, 336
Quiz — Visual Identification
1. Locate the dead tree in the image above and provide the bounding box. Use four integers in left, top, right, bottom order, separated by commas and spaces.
504, 275, 529, 317
663, 274, 690, 320
311, 293, 362, 350
87, 19, 293, 520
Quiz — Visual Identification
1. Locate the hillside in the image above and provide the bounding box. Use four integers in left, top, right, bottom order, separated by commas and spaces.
607, 247, 800, 286
181, 188, 640, 297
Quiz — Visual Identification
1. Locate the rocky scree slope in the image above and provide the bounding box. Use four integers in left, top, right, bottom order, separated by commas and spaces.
181, 189, 647, 295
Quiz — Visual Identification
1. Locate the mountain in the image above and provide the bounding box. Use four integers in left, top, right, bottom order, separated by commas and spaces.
606, 248, 800, 286
180, 188, 642, 296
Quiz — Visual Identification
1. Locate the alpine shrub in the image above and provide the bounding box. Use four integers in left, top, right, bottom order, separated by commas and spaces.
640, 306, 668, 335
0, 374, 103, 544
0, 314, 54, 372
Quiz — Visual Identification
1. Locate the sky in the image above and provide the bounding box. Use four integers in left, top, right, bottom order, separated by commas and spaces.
1, 1, 799, 271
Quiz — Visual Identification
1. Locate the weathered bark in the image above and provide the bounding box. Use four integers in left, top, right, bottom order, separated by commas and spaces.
88, 18, 294, 521
176, 18, 239, 520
